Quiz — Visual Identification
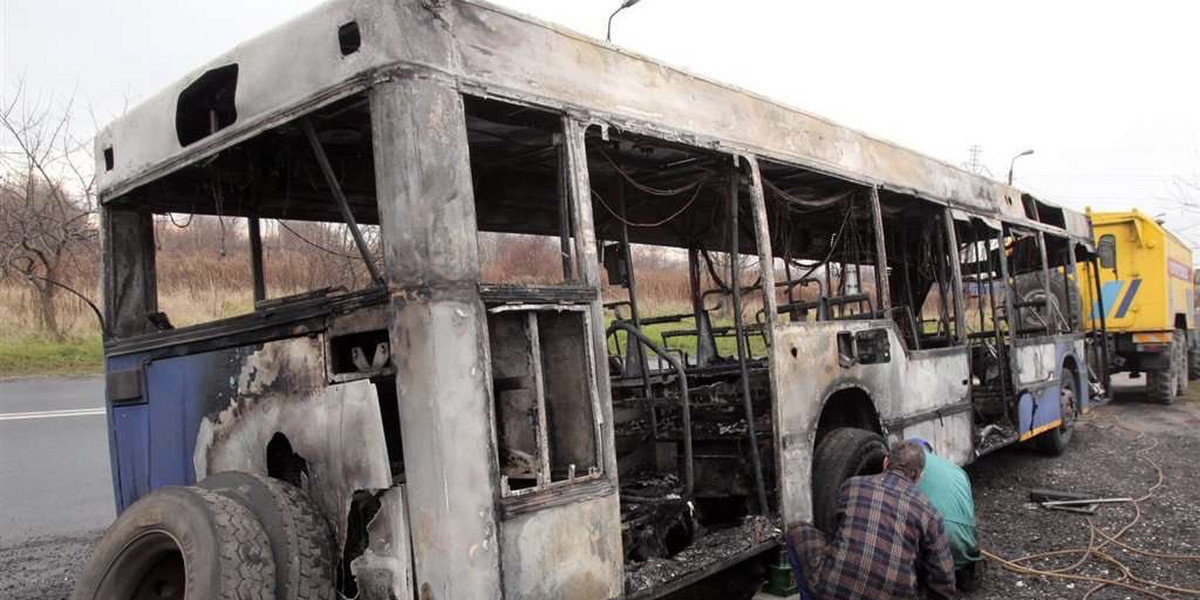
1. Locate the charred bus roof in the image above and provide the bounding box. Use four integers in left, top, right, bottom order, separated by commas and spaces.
94, 0, 1090, 242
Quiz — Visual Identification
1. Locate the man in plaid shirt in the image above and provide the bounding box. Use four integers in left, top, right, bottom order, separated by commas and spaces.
787, 440, 957, 600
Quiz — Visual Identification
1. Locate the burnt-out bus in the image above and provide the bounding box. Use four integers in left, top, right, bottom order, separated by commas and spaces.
77, 1, 1107, 599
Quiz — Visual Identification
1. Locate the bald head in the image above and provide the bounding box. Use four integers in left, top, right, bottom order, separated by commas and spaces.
887, 440, 926, 481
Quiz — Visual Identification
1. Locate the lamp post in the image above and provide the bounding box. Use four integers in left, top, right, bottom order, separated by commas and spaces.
1007, 149, 1034, 185
607, 0, 643, 42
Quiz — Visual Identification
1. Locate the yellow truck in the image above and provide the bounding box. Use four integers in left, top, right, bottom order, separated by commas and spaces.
1084, 210, 1198, 403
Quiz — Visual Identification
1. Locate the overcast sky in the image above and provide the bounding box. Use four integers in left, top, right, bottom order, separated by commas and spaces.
4, 0, 1198, 258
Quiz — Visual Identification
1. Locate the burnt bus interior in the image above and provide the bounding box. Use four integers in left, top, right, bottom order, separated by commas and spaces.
102, 84, 1099, 597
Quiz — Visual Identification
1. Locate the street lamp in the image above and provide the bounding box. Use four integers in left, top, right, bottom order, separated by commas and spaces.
607, 0, 643, 42
1007, 149, 1034, 185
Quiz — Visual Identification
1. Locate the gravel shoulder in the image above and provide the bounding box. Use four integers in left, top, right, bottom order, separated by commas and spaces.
0, 530, 103, 600
968, 381, 1200, 600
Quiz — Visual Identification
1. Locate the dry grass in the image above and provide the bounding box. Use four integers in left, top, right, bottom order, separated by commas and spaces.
0, 282, 263, 376
2, 222, 862, 375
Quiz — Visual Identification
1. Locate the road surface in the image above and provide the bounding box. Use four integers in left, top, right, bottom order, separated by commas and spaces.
0, 376, 113, 547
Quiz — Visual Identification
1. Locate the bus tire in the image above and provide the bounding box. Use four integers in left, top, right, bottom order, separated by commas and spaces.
812, 427, 887, 533
1037, 371, 1077, 456
1147, 329, 1184, 405
73, 486, 274, 600
200, 471, 337, 600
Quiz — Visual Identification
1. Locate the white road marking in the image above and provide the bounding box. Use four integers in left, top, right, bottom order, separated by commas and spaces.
0, 407, 106, 422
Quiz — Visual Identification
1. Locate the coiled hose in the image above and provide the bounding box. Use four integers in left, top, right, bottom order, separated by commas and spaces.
982, 418, 1200, 599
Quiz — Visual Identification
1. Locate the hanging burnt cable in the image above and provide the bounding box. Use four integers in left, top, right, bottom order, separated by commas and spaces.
275, 220, 364, 261
983, 418, 1200, 599
591, 181, 705, 229
595, 144, 712, 196
762, 178, 854, 213
167, 212, 194, 228
697, 247, 761, 296
207, 167, 229, 258
786, 198, 856, 285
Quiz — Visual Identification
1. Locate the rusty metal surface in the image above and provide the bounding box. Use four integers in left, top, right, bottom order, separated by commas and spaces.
351, 485, 416, 600
498, 494, 623, 600
192, 335, 393, 550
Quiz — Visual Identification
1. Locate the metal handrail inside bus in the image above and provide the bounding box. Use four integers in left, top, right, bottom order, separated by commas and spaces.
606, 321, 694, 499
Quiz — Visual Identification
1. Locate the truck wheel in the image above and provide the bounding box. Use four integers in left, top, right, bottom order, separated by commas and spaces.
201, 472, 337, 600
1147, 329, 1184, 405
1189, 337, 1200, 381
73, 486, 274, 600
812, 427, 886, 533
1174, 330, 1188, 395
1037, 371, 1077, 456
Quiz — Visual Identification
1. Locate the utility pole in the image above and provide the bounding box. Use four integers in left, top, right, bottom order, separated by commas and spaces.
964, 144, 984, 174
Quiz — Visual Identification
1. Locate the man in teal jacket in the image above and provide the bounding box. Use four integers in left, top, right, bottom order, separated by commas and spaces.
911, 438, 983, 592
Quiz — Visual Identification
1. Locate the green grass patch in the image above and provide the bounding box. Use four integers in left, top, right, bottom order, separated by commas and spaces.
0, 334, 104, 377
605, 313, 769, 364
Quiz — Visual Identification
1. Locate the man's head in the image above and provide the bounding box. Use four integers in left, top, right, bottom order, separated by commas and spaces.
884, 439, 926, 482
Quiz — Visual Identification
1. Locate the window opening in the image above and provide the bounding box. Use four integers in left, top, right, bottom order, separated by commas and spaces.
583, 126, 775, 579
338, 21, 361, 56
488, 307, 601, 495
108, 93, 381, 335
463, 96, 604, 497
1006, 227, 1053, 338
758, 159, 879, 328
1098, 234, 1117, 271
176, 64, 238, 147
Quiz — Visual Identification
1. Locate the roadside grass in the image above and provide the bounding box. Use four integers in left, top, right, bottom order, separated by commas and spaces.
0, 334, 104, 377
0, 283, 258, 377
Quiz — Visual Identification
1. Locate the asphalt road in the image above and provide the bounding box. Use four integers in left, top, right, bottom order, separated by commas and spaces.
0, 376, 113, 547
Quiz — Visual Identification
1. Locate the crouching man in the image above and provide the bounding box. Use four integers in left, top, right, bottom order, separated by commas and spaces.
785, 439, 956, 600
913, 438, 984, 593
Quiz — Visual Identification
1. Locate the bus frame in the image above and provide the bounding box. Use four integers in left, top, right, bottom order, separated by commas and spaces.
90, 1, 1107, 598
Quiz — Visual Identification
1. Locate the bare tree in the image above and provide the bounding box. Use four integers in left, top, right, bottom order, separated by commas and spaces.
0, 81, 98, 338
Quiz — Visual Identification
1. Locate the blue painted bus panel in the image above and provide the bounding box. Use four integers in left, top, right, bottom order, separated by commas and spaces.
105, 342, 267, 513
112, 405, 149, 510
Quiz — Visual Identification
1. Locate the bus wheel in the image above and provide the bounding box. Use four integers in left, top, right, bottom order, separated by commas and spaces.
200, 471, 337, 600
1147, 329, 1184, 405
812, 427, 886, 533
73, 486, 274, 600
1037, 372, 1076, 456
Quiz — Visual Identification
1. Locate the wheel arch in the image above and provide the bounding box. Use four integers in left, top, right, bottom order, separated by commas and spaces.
815, 384, 883, 446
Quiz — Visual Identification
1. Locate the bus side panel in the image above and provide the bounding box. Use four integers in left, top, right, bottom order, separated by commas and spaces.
1013, 338, 1089, 440
104, 336, 395, 544
110, 403, 149, 511
770, 320, 972, 526
894, 410, 973, 465
106, 344, 262, 511
499, 495, 623, 600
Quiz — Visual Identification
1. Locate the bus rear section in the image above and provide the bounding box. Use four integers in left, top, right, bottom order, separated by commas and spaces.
1087, 210, 1196, 403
